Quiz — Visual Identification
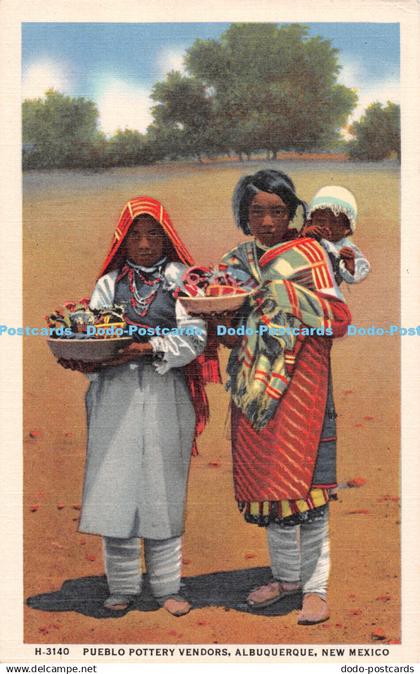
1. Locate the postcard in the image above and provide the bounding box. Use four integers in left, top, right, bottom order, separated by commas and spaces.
0, 0, 419, 669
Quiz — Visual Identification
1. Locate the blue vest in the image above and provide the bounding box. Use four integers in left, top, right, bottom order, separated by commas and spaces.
114, 262, 177, 341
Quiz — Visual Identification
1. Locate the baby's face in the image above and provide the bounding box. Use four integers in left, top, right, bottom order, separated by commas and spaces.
311, 209, 351, 242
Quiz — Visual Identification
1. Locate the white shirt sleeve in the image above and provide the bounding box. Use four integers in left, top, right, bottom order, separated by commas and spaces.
149, 300, 207, 374
89, 270, 119, 310
147, 261, 206, 373
337, 240, 371, 284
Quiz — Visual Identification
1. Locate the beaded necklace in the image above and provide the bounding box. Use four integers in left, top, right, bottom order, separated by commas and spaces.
126, 258, 167, 318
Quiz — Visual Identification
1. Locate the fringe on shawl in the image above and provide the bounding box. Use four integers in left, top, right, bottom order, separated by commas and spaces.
184, 330, 221, 455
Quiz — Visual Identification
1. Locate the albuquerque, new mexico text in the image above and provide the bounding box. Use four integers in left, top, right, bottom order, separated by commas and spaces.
79, 646, 391, 657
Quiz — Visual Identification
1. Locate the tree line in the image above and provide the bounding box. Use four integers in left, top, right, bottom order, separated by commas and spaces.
22, 23, 400, 170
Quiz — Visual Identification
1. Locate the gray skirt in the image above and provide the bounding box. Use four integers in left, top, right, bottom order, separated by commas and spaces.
79, 361, 195, 540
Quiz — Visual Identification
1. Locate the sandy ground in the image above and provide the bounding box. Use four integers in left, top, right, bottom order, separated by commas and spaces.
22, 160, 400, 645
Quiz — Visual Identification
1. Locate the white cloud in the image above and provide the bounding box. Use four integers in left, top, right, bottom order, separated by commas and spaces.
96, 78, 153, 135
157, 47, 186, 76
340, 79, 400, 139
338, 58, 399, 137
338, 59, 365, 90
352, 79, 400, 120
22, 59, 71, 99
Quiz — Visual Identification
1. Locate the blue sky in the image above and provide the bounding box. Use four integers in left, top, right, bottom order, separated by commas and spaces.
22, 23, 400, 136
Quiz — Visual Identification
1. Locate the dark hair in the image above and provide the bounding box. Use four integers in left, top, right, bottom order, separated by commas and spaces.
232, 169, 307, 234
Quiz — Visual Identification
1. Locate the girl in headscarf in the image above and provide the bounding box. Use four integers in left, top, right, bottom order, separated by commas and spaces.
220, 170, 352, 625
65, 196, 218, 616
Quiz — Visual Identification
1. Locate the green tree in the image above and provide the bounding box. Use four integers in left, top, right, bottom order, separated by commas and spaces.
184, 23, 357, 157
348, 102, 400, 161
146, 123, 185, 161
229, 114, 261, 161
150, 71, 221, 161
22, 89, 100, 168
106, 129, 157, 166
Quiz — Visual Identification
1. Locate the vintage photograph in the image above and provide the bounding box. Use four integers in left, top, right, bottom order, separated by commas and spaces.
20, 19, 402, 647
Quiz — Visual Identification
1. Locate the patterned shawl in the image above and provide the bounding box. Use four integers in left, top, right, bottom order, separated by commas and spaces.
225, 238, 349, 430
223, 237, 351, 500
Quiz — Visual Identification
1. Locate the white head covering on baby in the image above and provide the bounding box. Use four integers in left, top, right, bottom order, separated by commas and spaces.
308, 185, 358, 233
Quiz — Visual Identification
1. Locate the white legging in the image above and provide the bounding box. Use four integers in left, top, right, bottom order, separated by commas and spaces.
103, 535, 182, 599
267, 511, 330, 597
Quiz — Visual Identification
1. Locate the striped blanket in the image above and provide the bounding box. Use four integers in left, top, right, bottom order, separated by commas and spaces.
226, 238, 348, 430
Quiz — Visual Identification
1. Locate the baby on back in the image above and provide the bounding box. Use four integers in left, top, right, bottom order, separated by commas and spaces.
302, 185, 370, 286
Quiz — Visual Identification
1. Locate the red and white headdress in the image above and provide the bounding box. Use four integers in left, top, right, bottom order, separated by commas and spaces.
99, 196, 194, 278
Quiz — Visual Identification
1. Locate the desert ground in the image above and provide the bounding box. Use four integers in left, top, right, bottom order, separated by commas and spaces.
22, 159, 400, 645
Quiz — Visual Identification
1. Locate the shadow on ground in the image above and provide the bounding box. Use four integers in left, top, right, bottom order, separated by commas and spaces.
27, 567, 302, 619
